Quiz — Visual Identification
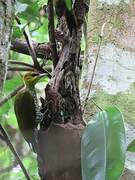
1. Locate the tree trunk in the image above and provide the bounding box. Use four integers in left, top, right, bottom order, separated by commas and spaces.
0, 0, 15, 93
80, 0, 135, 179
37, 1, 89, 179
38, 123, 84, 180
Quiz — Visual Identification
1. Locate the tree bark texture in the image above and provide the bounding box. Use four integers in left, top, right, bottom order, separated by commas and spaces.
37, 1, 89, 179
80, 0, 135, 179
10, 39, 52, 60
0, 0, 15, 93
38, 123, 84, 180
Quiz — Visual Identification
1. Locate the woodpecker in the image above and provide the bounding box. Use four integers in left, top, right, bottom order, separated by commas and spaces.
14, 72, 46, 152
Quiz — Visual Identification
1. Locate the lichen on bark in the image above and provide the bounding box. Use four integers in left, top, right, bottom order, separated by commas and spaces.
0, 0, 15, 93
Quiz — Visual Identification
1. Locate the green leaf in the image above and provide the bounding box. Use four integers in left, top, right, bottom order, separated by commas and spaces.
32, 19, 49, 42
81, 106, 126, 180
4, 75, 22, 93
23, 155, 40, 179
65, 0, 72, 11
0, 75, 22, 116
37, 0, 47, 6
127, 139, 135, 152
0, 101, 10, 117
18, 2, 40, 22
12, 25, 23, 39
0, 146, 12, 168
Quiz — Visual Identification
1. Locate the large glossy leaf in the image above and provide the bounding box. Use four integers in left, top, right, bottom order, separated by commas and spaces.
81, 107, 126, 180
127, 139, 135, 152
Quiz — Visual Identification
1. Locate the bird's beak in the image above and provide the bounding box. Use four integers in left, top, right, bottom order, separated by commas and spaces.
38, 73, 47, 79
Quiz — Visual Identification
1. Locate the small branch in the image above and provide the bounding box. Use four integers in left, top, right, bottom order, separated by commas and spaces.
10, 29, 64, 59
0, 124, 30, 180
0, 84, 24, 107
8, 60, 35, 69
91, 99, 103, 111
11, 39, 52, 59
48, 0, 59, 68
8, 67, 52, 79
8, 65, 52, 78
15, 16, 45, 73
8, 67, 35, 72
8, 60, 52, 73
15, 16, 39, 66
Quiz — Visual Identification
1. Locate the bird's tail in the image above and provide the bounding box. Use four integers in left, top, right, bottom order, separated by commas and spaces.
27, 130, 39, 154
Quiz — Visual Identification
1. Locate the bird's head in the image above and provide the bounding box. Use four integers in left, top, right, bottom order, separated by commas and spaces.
23, 72, 46, 88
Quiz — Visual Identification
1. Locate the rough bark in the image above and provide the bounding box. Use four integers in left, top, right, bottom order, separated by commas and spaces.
0, 0, 15, 93
38, 123, 84, 180
10, 30, 65, 60
11, 39, 52, 60
37, 1, 89, 179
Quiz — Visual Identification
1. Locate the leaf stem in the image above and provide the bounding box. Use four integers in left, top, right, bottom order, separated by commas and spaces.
8, 60, 35, 69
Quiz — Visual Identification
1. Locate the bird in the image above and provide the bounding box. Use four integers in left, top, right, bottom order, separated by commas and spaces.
14, 72, 46, 152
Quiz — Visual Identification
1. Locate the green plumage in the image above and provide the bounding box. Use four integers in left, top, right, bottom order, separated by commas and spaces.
14, 88, 37, 151
14, 72, 46, 152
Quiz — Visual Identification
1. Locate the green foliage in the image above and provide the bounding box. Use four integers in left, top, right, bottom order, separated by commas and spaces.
0, 146, 13, 169
127, 139, 135, 152
23, 155, 40, 179
12, 25, 23, 39
0, 73, 45, 179
0, 75, 22, 119
65, 0, 72, 10
81, 107, 126, 180
18, 3, 40, 22
1, 0, 89, 179
12, 0, 49, 41
0, 153, 39, 180
4, 75, 22, 93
